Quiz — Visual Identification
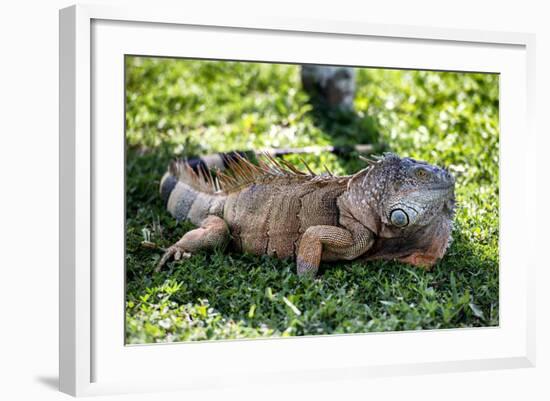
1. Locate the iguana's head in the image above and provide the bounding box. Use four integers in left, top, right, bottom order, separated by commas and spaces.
345, 153, 455, 266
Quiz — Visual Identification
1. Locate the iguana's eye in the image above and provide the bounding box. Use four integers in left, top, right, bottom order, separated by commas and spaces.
390, 209, 409, 227
415, 168, 430, 179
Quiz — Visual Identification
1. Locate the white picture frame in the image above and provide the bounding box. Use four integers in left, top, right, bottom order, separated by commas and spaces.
59, 3, 536, 397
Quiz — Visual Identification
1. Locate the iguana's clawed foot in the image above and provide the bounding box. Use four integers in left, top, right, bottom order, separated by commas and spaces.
155, 245, 182, 273
174, 249, 192, 260
155, 246, 192, 272
296, 259, 319, 277
154, 215, 230, 273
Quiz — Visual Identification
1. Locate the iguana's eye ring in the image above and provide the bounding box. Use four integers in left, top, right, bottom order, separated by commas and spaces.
415, 168, 429, 179
390, 209, 409, 227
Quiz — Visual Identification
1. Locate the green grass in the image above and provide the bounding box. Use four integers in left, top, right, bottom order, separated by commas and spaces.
125, 56, 499, 343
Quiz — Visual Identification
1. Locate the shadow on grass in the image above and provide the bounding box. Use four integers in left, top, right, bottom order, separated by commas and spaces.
305, 98, 387, 168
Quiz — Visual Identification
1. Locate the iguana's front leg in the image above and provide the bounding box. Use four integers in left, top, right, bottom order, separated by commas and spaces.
296, 225, 374, 276
155, 215, 229, 272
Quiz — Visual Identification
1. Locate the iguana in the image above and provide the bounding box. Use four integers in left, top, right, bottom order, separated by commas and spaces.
301, 65, 356, 110
156, 153, 455, 276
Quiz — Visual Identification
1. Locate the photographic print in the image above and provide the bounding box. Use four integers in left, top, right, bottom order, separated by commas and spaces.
124, 56, 499, 344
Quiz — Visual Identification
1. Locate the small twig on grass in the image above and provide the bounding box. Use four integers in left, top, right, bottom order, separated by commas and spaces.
141, 240, 167, 252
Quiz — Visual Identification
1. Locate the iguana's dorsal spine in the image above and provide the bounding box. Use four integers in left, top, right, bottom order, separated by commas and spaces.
216, 152, 316, 193
182, 145, 375, 174
160, 153, 351, 226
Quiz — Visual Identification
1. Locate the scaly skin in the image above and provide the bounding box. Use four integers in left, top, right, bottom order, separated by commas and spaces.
156, 153, 455, 276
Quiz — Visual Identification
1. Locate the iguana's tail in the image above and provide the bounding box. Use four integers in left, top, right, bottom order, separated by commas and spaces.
160, 161, 226, 226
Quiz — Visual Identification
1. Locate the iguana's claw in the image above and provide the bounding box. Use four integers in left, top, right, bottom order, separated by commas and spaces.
173, 250, 192, 261
155, 246, 192, 272
155, 246, 176, 272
